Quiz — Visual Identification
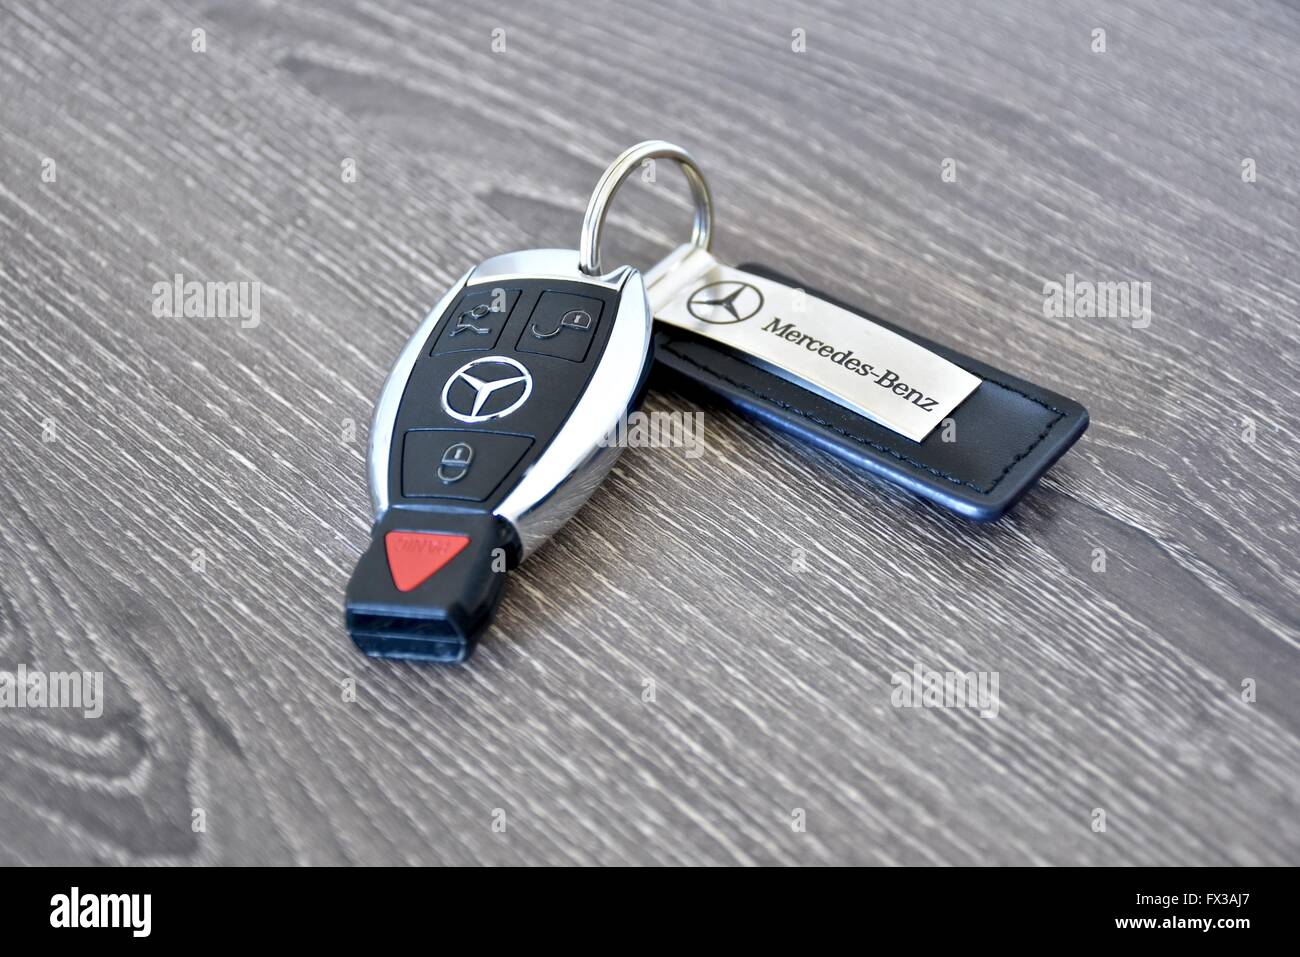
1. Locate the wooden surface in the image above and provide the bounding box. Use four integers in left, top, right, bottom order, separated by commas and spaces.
1, 0, 1298, 865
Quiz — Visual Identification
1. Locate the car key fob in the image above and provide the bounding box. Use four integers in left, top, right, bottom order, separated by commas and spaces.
345, 249, 653, 662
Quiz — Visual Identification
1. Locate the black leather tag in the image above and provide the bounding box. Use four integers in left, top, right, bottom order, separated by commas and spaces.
652, 263, 1088, 521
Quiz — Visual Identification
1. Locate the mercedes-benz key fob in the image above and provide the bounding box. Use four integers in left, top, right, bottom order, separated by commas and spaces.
345, 249, 653, 662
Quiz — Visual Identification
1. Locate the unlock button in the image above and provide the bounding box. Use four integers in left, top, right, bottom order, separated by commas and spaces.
518, 291, 604, 362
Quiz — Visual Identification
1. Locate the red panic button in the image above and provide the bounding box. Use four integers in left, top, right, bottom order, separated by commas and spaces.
384, 531, 470, 592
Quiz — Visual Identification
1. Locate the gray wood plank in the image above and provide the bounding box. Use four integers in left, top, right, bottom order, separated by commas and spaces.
0, 0, 1297, 865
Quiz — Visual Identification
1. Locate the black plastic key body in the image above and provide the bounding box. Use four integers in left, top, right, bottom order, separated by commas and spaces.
346, 250, 652, 662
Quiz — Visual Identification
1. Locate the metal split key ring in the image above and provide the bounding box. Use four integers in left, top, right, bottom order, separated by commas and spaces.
579, 140, 714, 276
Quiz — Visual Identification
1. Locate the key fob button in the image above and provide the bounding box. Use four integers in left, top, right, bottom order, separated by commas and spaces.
431, 288, 520, 354
385, 531, 470, 592
517, 291, 603, 362
402, 429, 533, 501
436, 441, 474, 483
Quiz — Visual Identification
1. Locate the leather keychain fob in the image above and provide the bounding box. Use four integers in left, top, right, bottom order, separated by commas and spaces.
652, 264, 1088, 521
644, 173, 1088, 522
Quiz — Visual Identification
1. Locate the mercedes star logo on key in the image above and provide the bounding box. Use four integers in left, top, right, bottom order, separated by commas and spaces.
441, 355, 534, 423
686, 280, 764, 323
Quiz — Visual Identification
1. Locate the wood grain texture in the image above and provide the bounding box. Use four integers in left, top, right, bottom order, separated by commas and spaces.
0, 0, 1297, 865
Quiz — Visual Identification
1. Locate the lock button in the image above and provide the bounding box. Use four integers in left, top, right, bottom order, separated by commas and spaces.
517, 291, 603, 362
401, 429, 533, 502
437, 441, 474, 483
